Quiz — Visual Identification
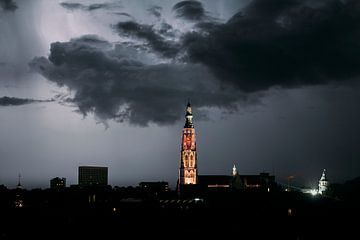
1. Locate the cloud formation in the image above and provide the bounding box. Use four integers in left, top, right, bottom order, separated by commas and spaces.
147, 5, 162, 19
172, 1, 208, 21
60, 2, 121, 11
0, 96, 53, 106
0, 0, 17, 11
113, 0, 360, 93
115, 21, 180, 58
31, 0, 360, 125
30, 35, 243, 126
184, 0, 360, 91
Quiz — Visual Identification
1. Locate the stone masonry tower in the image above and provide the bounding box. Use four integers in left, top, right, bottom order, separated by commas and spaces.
178, 102, 198, 185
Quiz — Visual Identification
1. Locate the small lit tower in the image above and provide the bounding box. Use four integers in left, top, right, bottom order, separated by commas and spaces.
178, 102, 198, 185
14, 173, 24, 208
232, 164, 238, 176
318, 169, 328, 194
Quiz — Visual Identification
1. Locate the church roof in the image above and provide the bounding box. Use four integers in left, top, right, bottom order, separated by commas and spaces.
198, 175, 232, 185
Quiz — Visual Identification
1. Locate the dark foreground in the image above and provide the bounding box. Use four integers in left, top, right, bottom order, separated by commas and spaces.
0, 189, 359, 239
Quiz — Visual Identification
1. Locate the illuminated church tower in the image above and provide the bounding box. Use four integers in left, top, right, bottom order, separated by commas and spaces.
179, 102, 198, 185
318, 169, 328, 195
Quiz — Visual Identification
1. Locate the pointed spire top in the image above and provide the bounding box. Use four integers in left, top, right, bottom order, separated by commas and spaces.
184, 101, 194, 128
17, 173, 22, 189
232, 164, 237, 176
186, 101, 192, 114
320, 169, 327, 181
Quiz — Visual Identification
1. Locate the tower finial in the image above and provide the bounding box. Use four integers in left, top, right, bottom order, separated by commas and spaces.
184, 102, 194, 128
17, 173, 22, 189
320, 169, 327, 181
232, 164, 237, 176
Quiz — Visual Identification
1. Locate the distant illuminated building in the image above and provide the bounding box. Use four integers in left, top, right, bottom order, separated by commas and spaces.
232, 164, 238, 176
198, 170, 276, 191
14, 174, 24, 208
318, 169, 328, 194
178, 102, 198, 186
78, 166, 108, 187
50, 177, 66, 189
14, 197, 24, 208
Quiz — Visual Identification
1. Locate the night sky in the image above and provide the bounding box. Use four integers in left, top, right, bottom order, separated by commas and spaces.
1, 0, 359, 189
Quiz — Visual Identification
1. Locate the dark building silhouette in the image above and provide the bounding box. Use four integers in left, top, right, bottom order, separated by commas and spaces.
198, 175, 232, 188
139, 181, 170, 198
198, 171, 276, 192
14, 174, 24, 208
50, 177, 66, 189
139, 181, 169, 192
234, 172, 276, 191
78, 166, 108, 187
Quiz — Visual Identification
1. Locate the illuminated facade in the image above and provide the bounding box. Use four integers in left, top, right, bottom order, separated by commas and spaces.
318, 169, 328, 194
232, 164, 238, 176
14, 174, 24, 208
50, 177, 66, 189
179, 102, 198, 185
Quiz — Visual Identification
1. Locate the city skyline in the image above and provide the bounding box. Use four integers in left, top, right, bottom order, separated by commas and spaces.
1, 0, 360, 188
0, 102, 348, 190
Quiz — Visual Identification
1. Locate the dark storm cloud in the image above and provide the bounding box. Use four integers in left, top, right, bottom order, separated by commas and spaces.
60, 2, 121, 11
60, 2, 84, 11
172, 0, 208, 21
0, 96, 53, 106
113, 0, 360, 93
0, 0, 17, 11
31, 0, 360, 125
115, 21, 180, 58
183, 0, 360, 91
30, 35, 243, 126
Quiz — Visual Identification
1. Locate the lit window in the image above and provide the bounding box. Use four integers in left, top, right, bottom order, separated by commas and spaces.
288, 208, 292, 216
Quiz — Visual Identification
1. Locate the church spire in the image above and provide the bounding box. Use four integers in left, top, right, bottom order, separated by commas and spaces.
232, 164, 238, 176
184, 101, 194, 128
179, 102, 198, 186
17, 173, 22, 189
320, 169, 327, 181
318, 169, 328, 195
